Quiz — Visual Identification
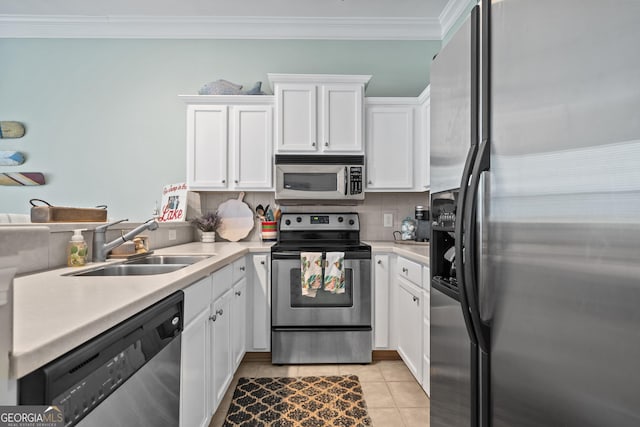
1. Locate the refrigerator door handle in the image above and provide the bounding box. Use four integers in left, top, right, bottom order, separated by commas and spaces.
463, 138, 491, 353
455, 142, 479, 345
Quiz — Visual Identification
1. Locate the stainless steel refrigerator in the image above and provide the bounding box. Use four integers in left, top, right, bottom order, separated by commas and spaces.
430, 1, 640, 426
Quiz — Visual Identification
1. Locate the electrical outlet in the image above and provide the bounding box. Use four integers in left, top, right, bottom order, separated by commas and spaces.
383, 213, 393, 227
168, 229, 177, 241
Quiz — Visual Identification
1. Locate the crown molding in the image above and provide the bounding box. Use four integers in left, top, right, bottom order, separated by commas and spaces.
0, 14, 443, 40
439, 0, 475, 39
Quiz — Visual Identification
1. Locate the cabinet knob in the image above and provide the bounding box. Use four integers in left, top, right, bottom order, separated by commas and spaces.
235, 291, 242, 296
209, 314, 217, 322
402, 267, 408, 273
260, 260, 265, 265
312, 142, 316, 147
234, 179, 239, 184
222, 179, 226, 184
377, 260, 382, 265
324, 142, 329, 147
216, 309, 224, 316
413, 296, 419, 303
368, 180, 373, 185
240, 266, 246, 271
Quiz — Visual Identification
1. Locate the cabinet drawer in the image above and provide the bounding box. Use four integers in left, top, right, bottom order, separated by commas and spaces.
212, 264, 233, 301
397, 257, 422, 286
183, 275, 212, 325
232, 257, 247, 283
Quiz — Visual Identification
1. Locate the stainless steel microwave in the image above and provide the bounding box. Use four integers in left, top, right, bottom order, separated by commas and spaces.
275, 155, 365, 202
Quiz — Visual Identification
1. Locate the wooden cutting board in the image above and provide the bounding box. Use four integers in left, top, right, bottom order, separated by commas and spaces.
217, 192, 254, 242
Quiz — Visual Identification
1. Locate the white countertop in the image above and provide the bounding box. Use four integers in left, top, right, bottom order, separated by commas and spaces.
12, 241, 272, 379
367, 241, 429, 265
12, 240, 428, 379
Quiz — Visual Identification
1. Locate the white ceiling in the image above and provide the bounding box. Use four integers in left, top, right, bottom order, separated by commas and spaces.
0, 0, 471, 40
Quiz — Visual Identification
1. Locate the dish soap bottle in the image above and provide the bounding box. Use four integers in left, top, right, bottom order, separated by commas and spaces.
67, 229, 88, 267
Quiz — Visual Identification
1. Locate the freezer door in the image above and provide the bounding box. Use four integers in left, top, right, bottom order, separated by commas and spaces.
430, 12, 473, 193
430, 286, 472, 427
487, 1, 640, 426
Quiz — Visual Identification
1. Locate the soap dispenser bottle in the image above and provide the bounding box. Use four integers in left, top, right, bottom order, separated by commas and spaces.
67, 229, 88, 267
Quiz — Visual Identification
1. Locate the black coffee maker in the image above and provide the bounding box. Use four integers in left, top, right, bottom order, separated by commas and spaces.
415, 205, 430, 242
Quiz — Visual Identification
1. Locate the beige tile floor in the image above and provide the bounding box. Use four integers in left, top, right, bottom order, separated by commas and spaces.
209, 360, 430, 427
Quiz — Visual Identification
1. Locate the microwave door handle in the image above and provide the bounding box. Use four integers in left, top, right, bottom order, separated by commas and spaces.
344, 167, 348, 195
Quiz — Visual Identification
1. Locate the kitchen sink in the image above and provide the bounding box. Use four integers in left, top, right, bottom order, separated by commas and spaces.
69, 264, 188, 277
125, 255, 214, 265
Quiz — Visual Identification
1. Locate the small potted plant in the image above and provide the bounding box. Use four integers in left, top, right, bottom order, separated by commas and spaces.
191, 211, 220, 243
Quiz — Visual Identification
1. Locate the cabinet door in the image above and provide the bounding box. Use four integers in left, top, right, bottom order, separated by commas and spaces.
231, 105, 273, 189
374, 254, 390, 349
209, 290, 232, 414
186, 105, 228, 189
366, 106, 414, 189
180, 309, 209, 427
251, 254, 270, 351
231, 278, 248, 370
420, 96, 431, 190
396, 277, 423, 383
422, 288, 431, 396
321, 84, 363, 152
275, 83, 318, 152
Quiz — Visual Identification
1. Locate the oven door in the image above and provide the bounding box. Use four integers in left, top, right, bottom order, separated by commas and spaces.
271, 251, 371, 327
275, 164, 348, 200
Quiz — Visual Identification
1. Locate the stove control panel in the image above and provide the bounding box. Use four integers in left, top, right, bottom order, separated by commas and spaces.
279, 213, 360, 231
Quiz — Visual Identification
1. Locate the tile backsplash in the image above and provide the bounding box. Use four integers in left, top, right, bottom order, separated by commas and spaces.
200, 191, 429, 241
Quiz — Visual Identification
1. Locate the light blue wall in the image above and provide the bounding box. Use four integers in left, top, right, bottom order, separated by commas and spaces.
0, 39, 440, 220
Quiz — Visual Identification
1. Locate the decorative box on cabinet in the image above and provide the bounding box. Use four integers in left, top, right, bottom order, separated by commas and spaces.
268, 74, 371, 154
180, 95, 274, 191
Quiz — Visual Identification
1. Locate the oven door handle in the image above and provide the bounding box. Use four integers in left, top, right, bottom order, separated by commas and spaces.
272, 251, 309, 260
344, 166, 348, 195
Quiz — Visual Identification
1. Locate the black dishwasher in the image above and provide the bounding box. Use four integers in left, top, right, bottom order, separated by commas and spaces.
19, 291, 183, 427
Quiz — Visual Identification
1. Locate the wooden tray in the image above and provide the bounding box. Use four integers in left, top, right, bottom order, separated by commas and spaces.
30, 199, 107, 223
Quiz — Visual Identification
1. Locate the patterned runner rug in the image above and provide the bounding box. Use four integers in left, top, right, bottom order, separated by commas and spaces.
223, 374, 373, 427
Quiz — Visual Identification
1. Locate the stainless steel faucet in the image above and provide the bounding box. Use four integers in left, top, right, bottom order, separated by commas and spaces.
92, 218, 159, 262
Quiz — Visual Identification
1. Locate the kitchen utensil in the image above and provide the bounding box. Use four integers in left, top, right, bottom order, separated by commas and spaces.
217, 192, 254, 242
29, 199, 108, 222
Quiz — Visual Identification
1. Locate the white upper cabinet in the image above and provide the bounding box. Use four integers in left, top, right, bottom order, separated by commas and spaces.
365, 85, 430, 192
419, 86, 430, 190
181, 95, 274, 191
186, 104, 229, 189
269, 74, 371, 154
365, 101, 415, 190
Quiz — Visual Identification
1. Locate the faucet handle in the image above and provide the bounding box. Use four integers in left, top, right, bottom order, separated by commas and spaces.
95, 218, 128, 232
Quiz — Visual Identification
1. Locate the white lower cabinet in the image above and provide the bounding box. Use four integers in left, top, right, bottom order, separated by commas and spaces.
231, 278, 247, 370
210, 289, 233, 413
250, 254, 271, 351
373, 254, 391, 349
181, 275, 213, 427
396, 277, 423, 383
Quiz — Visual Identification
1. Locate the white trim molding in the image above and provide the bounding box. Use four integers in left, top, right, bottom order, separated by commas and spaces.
0, 14, 443, 40
439, 0, 476, 39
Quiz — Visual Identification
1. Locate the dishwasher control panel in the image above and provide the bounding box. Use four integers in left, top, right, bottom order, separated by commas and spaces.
53, 342, 145, 426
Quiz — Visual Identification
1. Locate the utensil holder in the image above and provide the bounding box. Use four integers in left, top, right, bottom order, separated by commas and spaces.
261, 221, 277, 241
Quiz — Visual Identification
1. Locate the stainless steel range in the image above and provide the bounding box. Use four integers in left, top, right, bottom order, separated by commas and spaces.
271, 212, 372, 364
